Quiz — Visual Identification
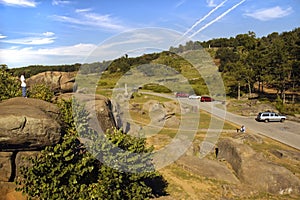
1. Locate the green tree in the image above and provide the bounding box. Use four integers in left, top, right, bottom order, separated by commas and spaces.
267, 36, 292, 103
0, 65, 21, 101
16, 99, 167, 200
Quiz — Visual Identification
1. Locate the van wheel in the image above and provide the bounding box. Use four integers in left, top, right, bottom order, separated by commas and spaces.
280, 118, 285, 122
264, 119, 269, 123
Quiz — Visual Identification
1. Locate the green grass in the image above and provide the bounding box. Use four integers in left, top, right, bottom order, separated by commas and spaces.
157, 129, 178, 138
248, 137, 300, 179
130, 92, 171, 103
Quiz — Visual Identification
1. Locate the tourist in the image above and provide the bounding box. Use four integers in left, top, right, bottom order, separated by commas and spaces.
240, 125, 245, 133
20, 74, 26, 97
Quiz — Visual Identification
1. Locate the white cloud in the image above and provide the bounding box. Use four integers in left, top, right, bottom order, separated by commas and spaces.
42, 32, 55, 37
206, 0, 228, 7
1, 32, 56, 45
52, 0, 71, 6
0, 0, 37, 7
2, 37, 55, 45
36, 43, 97, 56
85, 28, 184, 63
0, 28, 182, 68
52, 10, 127, 31
0, 34, 7, 39
75, 8, 93, 13
244, 6, 293, 21
0, 43, 97, 68
207, 0, 216, 7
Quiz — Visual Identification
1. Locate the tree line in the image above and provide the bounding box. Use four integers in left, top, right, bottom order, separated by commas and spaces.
170, 28, 300, 103
8, 63, 81, 78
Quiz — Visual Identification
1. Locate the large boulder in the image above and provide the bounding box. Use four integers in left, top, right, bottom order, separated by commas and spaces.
218, 138, 300, 195
176, 155, 240, 184
62, 94, 116, 134
27, 71, 77, 94
0, 97, 61, 151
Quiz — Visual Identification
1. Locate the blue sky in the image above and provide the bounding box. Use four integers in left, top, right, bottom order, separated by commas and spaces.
0, 0, 299, 68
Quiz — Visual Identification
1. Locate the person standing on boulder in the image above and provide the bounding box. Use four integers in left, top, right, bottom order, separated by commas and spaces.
20, 74, 27, 97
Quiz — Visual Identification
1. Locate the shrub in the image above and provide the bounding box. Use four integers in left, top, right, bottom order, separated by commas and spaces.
16, 99, 167, 200
143, 83, 172, 93
0, 65, 21, 101
28, 84, 54, 102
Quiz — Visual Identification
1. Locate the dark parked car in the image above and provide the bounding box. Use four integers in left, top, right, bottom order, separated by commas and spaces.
200, 96, 214, 102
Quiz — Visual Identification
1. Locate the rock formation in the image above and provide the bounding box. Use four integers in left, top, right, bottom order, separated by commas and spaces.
0, 95, 117, 200
72, 93, 116, 133
0, 97, 61, 151
26, 71, 77, 94
218, 138, 300, 195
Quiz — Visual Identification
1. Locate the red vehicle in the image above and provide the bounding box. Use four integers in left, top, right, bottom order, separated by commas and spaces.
200, 96, 214, 102
175, 92, 189, 98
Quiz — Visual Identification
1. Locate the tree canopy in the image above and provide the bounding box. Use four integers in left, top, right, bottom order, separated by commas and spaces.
170, 28, 300, 102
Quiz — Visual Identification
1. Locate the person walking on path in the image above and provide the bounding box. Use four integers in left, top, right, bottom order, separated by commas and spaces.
20, 74, 27, 97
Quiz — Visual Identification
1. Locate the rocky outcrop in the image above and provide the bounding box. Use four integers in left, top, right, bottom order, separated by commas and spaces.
218, 138, 300, 195
27, 71, 77, 94
0, 95, 118, 199
0, 97, 61, 151
176, 155, 239, 184
58, 93, 116, 133
0, 97, 62, 200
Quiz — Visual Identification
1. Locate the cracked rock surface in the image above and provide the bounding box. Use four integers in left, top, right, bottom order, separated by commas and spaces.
0, 97, 61, 151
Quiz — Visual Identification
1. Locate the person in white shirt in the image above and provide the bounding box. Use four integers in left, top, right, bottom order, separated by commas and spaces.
20, 74, 26, 97
240, 125, 245, 133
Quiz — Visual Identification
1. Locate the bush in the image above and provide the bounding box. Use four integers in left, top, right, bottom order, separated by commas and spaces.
16, 99, 167, 200
0, 65, 21, 101
28, 84, 54, 102
143, 83, 172, 93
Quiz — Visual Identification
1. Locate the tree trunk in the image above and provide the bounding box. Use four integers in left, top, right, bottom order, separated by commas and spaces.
282, 90, 286, 104
247, 80, 252, 98
237, 81, 241, 100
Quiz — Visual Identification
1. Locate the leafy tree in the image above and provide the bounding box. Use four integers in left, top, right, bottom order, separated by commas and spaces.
16, 99, 167, 200
234, 32, 257, 50
16, 99, 99, 199
0, 65, 21, 101
215, 47, 239, 72
266, 36, 292, 102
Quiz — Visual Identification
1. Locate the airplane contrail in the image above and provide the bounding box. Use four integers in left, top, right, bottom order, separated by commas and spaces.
174, 0, 228, 46
189, 0, 246, 39
181, 0, 228, 39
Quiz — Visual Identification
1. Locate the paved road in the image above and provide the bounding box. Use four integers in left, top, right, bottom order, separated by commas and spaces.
141, 92, 300, 150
